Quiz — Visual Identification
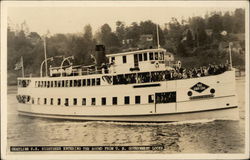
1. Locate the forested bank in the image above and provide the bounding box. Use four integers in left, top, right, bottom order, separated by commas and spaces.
7, 8, 245, 85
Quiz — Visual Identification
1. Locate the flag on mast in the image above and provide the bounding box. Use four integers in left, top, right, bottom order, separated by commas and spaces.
14, 56, 23, 70
14, 56, 24, 77
90, 54, 97, 64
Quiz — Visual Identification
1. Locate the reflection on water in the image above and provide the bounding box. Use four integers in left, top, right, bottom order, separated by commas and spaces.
7, 77, 245, 153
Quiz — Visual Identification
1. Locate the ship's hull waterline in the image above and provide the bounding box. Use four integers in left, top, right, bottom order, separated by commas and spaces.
18, 105, 238, 122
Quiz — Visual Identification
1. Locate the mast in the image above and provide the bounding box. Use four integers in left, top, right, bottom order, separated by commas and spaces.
43, 36, 48, 77
156, 24, 160, 49
229, 42, 233, 69
21, 56, 24, 77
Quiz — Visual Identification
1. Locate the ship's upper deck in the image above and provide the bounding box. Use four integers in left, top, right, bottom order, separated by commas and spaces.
44, 48, 175, 77
106, 48, 167, 57
106, 48, 174, 74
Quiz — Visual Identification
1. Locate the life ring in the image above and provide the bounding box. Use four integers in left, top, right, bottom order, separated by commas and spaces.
177, 61, 182, 69
155, 61, 160, 68
65, 67, 72, 75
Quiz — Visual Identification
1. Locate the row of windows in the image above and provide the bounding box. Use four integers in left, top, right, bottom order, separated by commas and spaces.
35, 78, 101, 88
111, 51, 165, 64
31, 95, 155, 106
135, 51, 165, 62
19, 92, 176, 106
35, 70, 172, 88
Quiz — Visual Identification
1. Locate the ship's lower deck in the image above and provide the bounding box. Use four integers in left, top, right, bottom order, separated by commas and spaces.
17, 95, 239, 122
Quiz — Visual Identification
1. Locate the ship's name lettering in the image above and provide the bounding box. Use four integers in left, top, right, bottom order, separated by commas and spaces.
193, 85, 206, 91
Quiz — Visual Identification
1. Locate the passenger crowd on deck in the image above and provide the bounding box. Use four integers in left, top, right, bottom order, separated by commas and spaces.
113, 63, 230, 85
173, 63, 230, 79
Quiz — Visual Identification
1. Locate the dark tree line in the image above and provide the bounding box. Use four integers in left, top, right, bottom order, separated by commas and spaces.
164, 8, 245, 57
7, 8, 245, 83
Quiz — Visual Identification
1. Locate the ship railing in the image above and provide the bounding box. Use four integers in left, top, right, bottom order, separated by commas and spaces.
17, 78, 31, 88
112, 65, 231, 85
50, 67, 104, 77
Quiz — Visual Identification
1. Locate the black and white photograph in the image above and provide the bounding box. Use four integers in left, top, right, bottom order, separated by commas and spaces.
1, 1, 249, 159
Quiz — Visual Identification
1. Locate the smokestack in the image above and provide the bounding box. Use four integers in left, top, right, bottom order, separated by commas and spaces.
95, 45, 106, 66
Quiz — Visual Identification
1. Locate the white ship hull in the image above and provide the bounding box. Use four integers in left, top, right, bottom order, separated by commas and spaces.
17, 70, 239, 122
18, 105, 238, 122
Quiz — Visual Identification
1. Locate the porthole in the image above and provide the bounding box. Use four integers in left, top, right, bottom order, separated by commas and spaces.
210, 88, 215, 94
187, 91, 192, 96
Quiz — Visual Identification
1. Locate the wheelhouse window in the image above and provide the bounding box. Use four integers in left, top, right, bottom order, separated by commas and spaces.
32, 98, 34, 104
135, 96, 140, 104
58, 81, 61, 87
124, 96, 130, 104
143, 53, 148, 61
112, 97, 117, 105
101, 97, 106, 105
73, 98, 77, 105
111, 57, 115, 62
138, 54, 143, 61
154, 52, 159, 60
148, 95, 154, 103
159, 52, 164, 60
82, 98, 86, 105
91, 98, 96, 105
149, 52, 154, 60
122, 56, 127, 63
62, 80, 65, 87
44, 98, 47, 105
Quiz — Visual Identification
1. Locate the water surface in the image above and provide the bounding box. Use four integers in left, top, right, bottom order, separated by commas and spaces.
7, 77, 245, 153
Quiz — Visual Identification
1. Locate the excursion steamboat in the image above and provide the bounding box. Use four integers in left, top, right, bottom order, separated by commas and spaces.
16, 43, 239, 122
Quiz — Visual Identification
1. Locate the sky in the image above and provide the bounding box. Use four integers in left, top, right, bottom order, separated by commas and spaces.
6, 1, 245, 35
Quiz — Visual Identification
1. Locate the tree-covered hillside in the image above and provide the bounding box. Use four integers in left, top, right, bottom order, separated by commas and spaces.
7, 8, 245, 85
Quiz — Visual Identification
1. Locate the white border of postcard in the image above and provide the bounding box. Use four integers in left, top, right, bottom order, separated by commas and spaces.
1, 1, 249, 160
